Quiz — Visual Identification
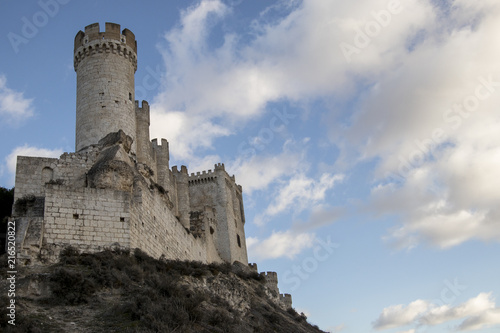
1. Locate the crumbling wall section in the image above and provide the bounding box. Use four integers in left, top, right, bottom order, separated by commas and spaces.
13, 156, 58, 206
188, 206, 222, 264
54, 148, 101, 187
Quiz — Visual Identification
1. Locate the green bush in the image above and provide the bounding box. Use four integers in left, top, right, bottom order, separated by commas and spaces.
49, 267, 97, 305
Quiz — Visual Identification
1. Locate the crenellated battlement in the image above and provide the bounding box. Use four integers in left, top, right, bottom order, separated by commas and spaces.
75, 22, 137, 53
188, 169, 217, 186
185, 163, 244, 190
279, 293, 293, 309
152, 138, 169, 165
262, 271, 278, 282
74, 22, 137, 72
214, 163, 225, 171
152, 138, 168, 149
189, 169, 216, 178
135, 100, 150, 116
248, 263, 258, 272
172, 165, 188, 174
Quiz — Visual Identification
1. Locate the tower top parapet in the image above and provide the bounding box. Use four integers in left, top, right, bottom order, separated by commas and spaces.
74, 22, 137, 53
74, 22, 137, 72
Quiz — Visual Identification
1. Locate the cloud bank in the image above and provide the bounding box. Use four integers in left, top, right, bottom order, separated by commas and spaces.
149, 0, 500, 253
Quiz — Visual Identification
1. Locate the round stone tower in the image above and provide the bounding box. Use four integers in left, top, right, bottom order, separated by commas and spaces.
74, 22, 137, 153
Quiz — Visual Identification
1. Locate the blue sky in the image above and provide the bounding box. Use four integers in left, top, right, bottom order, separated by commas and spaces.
1, 0, 500, 332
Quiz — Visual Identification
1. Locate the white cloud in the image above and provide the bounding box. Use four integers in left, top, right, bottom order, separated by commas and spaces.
0, 74, 34, 124
420, 292, 496, 326
247, 230, 316, 260
148, 0, 500, 250
5, 145, 63, 187
228, 139, 304, 194
373, 293, 500, 331
255, 172, 344, 225
458, 308, 500, 331
150, 0, 431, 161
245, 236, 259, 249
334, 1, 500, 250
373, 299, 430, 330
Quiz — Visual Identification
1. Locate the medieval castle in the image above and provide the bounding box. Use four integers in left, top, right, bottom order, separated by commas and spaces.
11, 22, 291, 309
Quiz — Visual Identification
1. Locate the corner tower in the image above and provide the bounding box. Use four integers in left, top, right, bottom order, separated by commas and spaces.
74, 22, 138, 153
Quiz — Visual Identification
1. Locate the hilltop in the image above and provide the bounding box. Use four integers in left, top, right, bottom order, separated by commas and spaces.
0, 248, 326, 333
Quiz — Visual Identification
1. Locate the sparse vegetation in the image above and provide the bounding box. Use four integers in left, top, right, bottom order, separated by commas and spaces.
13, 194, 36, 215
0, 187, 14, 223
0, 248, 325, 333
0, 187, 14, 254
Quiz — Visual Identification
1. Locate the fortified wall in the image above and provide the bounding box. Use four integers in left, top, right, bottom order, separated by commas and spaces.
11, 22, 291, 309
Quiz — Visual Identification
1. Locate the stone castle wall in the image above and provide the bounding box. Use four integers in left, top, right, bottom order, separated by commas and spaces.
42, 185, 131, 258
129, 180, 215, 262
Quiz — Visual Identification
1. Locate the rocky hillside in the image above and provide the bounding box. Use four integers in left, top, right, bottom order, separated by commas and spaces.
1, 248, 326, 333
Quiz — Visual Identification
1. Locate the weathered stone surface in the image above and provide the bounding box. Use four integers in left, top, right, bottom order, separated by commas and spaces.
97, 130, 133, 153
87, 143, 134, 192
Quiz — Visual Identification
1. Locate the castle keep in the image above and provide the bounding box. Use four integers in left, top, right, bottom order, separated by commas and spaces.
12, 23, 291, 308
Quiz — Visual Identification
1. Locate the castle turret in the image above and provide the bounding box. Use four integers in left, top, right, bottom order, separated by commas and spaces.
136, 100, 152, 165
262, 271, 279, 296
172, 165, 191, 229
74, 22, 138, 153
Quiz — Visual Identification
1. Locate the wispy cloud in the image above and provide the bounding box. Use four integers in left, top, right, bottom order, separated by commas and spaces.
247, 229, 316, 260
229, 145, 303, 195
327, 323, 346, 333
255, 172, 344, 226
0, 74, 34, 125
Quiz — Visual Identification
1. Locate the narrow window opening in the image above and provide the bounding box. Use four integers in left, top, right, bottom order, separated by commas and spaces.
129, 93, 132, 101
73, 214, 79, 219
210, 227, 214, 235
237, 234, 241, 248
120, 217, 125, 222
